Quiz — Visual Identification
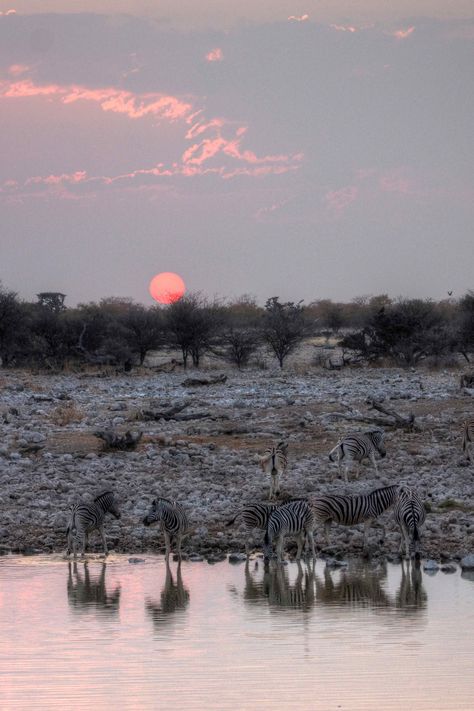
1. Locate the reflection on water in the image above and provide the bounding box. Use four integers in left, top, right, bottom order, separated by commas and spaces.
241, 558, 427, 616
0, 555, 473, 710
67, 562, 121, 615
146, 560, 189, 632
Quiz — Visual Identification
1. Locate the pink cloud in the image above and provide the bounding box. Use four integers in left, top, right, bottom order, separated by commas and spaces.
288, 14, 309, 22
0, 77, 303, 198
330, 24, 357, 33
389, 26, 415, 40
324, 185, 358, 214
205, 48, 223, 62
0, 9, 16, 15
8, 64, 30, 76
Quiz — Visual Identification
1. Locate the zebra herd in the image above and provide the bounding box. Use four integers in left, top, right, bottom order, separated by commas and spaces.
64, 418, 472, 563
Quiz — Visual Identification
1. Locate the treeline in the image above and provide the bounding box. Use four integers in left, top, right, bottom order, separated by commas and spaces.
0, 287, 473, 370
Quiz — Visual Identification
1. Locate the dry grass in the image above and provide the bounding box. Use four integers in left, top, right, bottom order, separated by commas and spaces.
50, 403, 84, 427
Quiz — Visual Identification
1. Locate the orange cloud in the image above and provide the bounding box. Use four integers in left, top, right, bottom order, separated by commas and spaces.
330, 24, 357, 33
0, 77, 303, 198
205, 47, 223, 62
389, 26, 415, 40
288, 14, 309, 22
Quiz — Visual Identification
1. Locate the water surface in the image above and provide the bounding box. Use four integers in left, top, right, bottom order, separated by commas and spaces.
0, 555, 473, 710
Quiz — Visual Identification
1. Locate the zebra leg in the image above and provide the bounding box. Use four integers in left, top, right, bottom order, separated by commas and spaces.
324, 521, 331, 546
99, 527, 108, 557
370, 452, 379, 475
274, 472, 281, 498
307, 530, 316, 559
296, 533, 304, 561
176, 534, 182, 561
363, 520, 372, 548
276, 535, 284, 563
164, 531, 171, 562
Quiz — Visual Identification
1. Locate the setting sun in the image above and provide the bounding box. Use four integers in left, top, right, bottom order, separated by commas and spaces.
149, 272, 186, 304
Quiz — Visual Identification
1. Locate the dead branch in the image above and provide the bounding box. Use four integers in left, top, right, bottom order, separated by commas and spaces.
94, 429, 143, 450
137, 402, 191, 421
182, 374, 227, 387
365, 397, 415, 430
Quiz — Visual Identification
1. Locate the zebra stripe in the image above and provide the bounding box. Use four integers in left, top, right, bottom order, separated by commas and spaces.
462, 418, 474, 463
259, 441, 288, 499
226, 499, 306, 556
66, 490, 121, 558
312, 484, 399, 546
264, 499, 315, 562
329, 429, 386, 482
143, 497, 189, 561
394, 486, 426, 559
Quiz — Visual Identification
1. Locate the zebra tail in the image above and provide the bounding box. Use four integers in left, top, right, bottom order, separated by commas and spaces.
264, 529, 270, 546
413, 523, 419, 542
225, 514, 239, 527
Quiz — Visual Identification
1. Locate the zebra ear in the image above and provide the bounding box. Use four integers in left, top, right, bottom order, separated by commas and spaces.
279, 442, 288, 452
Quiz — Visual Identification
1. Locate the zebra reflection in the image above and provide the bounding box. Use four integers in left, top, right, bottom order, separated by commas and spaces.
315, 564, 390, 609
67, 562, 121, 614
243, 560, 316, 611
146, 561, 189, 630
396, 558, 427, 612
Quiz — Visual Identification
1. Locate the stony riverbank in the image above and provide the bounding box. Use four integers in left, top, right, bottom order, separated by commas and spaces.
0, 365, 473, 562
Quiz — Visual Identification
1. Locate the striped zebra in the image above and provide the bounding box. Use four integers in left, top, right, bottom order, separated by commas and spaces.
263, 499, 316, 563
311, 485, 400, 547
66, 490, 121, 558
259, 441, 288, 499
143, 497, 189, 562
462, 418, 474, 463
226, 499, 306, 556
329, 429, 386, 482
394, 486, 426, 559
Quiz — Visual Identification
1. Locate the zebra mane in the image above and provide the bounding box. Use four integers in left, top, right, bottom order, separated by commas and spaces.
94, 490, 114, 502
154, 496, 174, 506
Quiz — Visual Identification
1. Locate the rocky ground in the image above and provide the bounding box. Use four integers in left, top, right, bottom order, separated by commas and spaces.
0, 362, 473, 563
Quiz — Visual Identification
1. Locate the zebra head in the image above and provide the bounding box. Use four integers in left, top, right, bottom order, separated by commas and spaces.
366, 429, 386, 458
143, 498, 162, 527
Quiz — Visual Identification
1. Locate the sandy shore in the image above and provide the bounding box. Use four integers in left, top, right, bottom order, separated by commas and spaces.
1, 365, 473, 562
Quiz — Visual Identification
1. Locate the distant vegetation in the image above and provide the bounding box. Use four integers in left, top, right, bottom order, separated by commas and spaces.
0, 284, 473, 371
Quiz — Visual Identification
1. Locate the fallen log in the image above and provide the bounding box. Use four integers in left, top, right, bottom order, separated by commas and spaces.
137, 401, 191, 421
182, 374, 227, 387
94, 429, 143, 450
365, 397, 415, 430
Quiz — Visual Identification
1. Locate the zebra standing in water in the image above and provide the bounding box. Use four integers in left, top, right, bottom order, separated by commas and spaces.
259, 441, 288, 499
143, 497, 189, 562
394, 486, 426, 559
311, 485, 400, 547
462, 418, 474, 463
329, 429, 386, 482
263, 499, 316, 563
66, 490, 121, 558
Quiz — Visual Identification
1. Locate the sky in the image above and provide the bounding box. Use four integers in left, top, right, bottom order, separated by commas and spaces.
0, 2, 473, 306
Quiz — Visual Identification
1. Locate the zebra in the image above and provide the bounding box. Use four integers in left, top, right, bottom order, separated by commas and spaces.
311, 485, 400, 547
143, 497, 189, 562
329, 429, 386, 482
258, 441, 288, 499
225, 498, 306, 556
394, 485, 426, 559
263, 499, 316, 563
66, 490, 121, 558
462, 418, 474, 463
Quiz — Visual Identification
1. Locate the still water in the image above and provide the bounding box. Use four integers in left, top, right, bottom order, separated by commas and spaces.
0, 555, 473, 711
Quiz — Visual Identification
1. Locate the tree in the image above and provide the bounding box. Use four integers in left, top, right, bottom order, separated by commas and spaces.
219, 296, 262, 369
165, 293, 222, 368
36, 292, 66, 313
340, 299, 451, 366
458, 291, 474, 362
0, 286, 23, 366
120, 304, 163, 366
262, 297, 308, 368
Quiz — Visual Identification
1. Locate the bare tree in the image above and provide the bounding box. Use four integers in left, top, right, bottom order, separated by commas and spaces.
262, 297, 308, 368
165, 293, 223, 368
